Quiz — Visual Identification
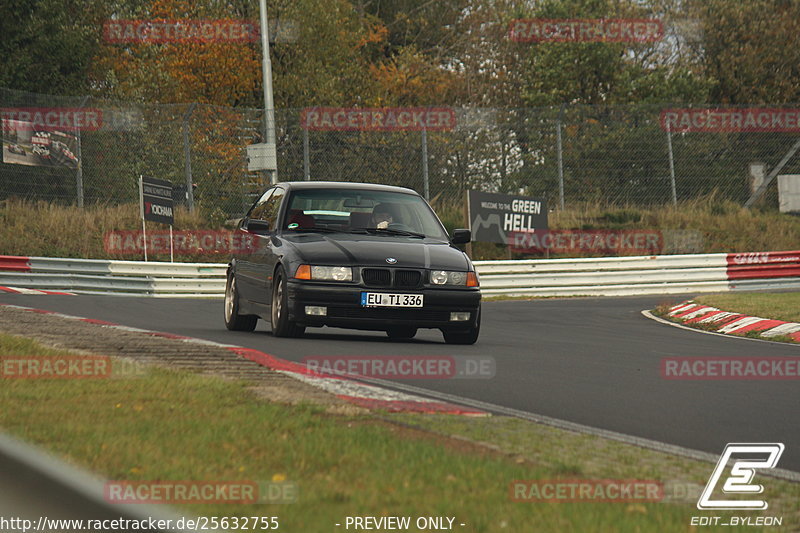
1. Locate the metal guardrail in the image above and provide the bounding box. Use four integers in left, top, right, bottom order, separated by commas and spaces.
0, 431, 209, 532
479, 253, 730, 297
0, 256, 226, 297
0, 252, 798, 298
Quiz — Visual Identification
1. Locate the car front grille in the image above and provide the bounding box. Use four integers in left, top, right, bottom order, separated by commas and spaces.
394, 270, 422, 288
362, 268, 391, 287
361, 268, 423, 288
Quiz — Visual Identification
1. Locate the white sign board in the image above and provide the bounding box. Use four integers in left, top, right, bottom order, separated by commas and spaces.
778, 174, 800, 214
247, 142, 277, 171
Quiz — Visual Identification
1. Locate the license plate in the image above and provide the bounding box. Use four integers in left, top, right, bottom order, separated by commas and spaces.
361, 292, 423, 308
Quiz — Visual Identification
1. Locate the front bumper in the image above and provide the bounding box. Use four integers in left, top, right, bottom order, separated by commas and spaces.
287, 281, 481, 331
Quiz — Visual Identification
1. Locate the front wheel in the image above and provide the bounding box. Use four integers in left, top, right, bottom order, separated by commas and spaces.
386, 327, 417, 340
271, 266, 305, 338
224, 272, 257, 331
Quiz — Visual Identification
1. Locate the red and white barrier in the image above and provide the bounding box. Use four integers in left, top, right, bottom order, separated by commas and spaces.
726, 251, 800, 280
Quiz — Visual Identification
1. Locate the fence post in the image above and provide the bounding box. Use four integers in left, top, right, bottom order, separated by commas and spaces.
745, 138, 800, 207
421, 127, 430, 200
303, 126, 310, 180
75, 95, 89, 207
556, 105, 565, 210
183, 103, 197, 213
666, 122, 677, 206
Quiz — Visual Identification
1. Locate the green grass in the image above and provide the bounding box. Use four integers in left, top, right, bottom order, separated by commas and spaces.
0, 198, 224, 262
694, 292, 800, 323
2, 195, 800, 261
1, 333, 798, 531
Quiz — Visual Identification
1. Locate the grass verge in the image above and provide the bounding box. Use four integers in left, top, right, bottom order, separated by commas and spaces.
653, 293, 800, 344
1, 333, 798, 532
2, 194, 800, 261
693, 292, 800, 323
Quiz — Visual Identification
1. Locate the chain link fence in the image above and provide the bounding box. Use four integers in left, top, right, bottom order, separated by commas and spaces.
2, 87, 798, 216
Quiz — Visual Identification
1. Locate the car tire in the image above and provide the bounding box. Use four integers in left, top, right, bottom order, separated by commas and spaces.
271, 266, 305, 338
386, 327, 417, 340
224, 272, 257, 331
441, 306, 480, 345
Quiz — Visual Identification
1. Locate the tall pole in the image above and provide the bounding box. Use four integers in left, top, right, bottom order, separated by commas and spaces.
303, 126, 310, 180
666, 122, 677, 206
138, 176, 148, 262
75, 95, 89, 207
421, 127, 429, 200
183, 102, 197, 212
259, 0, 277, 184
556, 107, 565, 210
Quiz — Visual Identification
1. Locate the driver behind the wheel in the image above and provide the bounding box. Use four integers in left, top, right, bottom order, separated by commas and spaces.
371, 203, 401, 229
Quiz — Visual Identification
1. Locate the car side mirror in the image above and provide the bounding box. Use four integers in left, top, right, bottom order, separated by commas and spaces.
451, 229, 471, 245
245, 219, 271, 234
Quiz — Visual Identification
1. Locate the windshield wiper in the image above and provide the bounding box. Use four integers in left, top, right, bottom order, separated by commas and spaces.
354, 227, 426, 239
288, 226, 343, 233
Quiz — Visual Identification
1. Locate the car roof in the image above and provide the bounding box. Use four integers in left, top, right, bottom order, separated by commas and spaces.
278, 181, 420, 196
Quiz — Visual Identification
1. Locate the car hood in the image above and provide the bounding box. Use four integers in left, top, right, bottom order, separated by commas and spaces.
280, 233, 471, 271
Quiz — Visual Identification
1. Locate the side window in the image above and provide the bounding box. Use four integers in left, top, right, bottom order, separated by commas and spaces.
248, 188, 274, 221
256, 187, 285, 229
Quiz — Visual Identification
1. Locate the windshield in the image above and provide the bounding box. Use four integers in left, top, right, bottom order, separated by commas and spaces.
283, 188, 449, 240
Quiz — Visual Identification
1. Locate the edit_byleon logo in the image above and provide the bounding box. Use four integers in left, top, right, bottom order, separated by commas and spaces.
697, 443, 784, 510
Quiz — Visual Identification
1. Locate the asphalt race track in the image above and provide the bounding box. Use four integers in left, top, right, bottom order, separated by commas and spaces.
1, 293, 798, 472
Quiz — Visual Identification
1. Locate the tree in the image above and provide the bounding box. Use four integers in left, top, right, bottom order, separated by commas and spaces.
0, 0, 106, 94
691, 0, 800, 104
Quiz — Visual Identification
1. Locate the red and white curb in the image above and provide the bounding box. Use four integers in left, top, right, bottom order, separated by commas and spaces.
666, 300, 800, 342
0, 303, 485, 416
0, 286, 75, 295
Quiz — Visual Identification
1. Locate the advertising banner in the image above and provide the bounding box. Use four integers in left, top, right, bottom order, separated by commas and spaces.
468, 190, 548, 245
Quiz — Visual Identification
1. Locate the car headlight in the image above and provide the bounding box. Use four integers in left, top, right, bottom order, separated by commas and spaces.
429, 270, 479, 287
294, 264, 352, 282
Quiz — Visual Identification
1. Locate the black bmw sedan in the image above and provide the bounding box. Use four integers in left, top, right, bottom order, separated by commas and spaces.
224, 181, 481, 344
